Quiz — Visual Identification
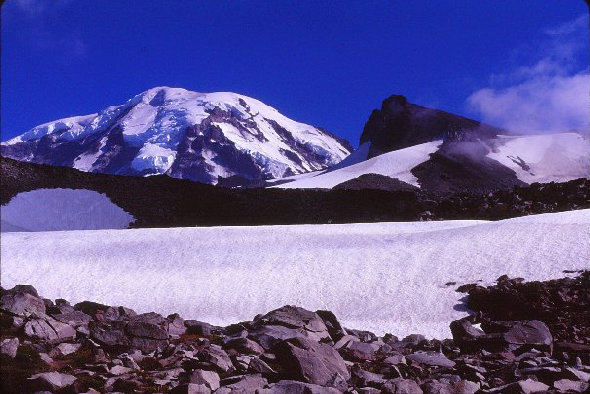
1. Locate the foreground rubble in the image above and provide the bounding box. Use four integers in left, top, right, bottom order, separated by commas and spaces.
1, 272, 588, 393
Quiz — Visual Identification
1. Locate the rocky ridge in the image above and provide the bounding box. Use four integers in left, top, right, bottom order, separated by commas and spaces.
1, 272, 589, 393
2, 157, 589, 228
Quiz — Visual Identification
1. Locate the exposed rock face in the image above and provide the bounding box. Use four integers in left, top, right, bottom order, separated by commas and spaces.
2, 156, 589, 228
360, 95, 502, 158
1, 273, 589, 393
333, 173, 419, 192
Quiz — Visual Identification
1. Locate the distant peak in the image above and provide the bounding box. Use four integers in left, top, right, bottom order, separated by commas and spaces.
382, 95, 408, 108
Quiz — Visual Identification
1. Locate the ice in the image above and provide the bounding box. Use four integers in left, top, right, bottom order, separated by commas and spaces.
1, 209, 588, 339
0, 189, 134, 232
487, 133, 590, 183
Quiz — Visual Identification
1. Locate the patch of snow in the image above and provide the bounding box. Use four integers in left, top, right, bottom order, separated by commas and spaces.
276, 140, 441, 188
130, 143, 177, 173
488, 133, 590, 183
2, 210, 588, 339
0, 189, 134, 232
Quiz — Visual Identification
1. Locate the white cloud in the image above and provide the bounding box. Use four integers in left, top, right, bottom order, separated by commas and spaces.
467, 14, 589, 134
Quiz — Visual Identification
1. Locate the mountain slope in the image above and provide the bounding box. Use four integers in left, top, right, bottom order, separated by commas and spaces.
1, 87, 352, 185
276, 132, 590, 193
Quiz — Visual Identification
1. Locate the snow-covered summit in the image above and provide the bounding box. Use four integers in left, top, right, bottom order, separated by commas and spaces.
2, 87, 352, 185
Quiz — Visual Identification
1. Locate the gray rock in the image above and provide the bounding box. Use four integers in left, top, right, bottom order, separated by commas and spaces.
258, 379, 341, 394
0, 337, 19, 358
225, 337, 265, 355
168, 313, 187, 337
383, 354, 407, 365
333, 334, 357, 350
219, 374, 267, 393
351, 365, 386, 388
564, 366, 590, 382
185, 320, 213, 336
402, 334, 426, 346
274, 337, 350, 390
24, 315, 76, 343
74, 300, 110, 316
130, 336, 168, 354
553, 378, 589, 393
407, 351, 456, 368
503, 321, 553, 353
341, 340, 380, 361
189, 369, 220, 390
89, 320, 131, 348
9, 284, 39, 297
127, 312, 169, 339
1, 291, 46, 317
109, 365, 133, 375
249, 324, 328, 350
248, 356, 277, 375
515, 379, 550, 393
422, 380, 479, 394
198, 344, 234, 373
382, 378, 424, 394
315, 309, 347, 341
255, 305, 328, 332
28, 372, 76, 391
51, 310, 92, 327
49, 342, 82, 357
169, 383, 211, 394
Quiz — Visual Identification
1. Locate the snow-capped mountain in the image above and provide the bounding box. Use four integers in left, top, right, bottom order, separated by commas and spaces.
276, 95, 590, 193
1, 87, 352, 185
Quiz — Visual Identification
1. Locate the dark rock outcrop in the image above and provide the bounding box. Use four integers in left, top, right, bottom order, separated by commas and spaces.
360, 95, 502, 158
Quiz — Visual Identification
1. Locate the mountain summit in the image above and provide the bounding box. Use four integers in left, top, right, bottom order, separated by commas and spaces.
1, 87, 352, 185
360, 94, 502, 158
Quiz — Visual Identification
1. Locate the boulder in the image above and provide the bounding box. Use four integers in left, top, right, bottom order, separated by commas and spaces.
49, 342, 82, 357
340, 340, 380, 361
259, 380, 341, 393
185, 320, 214, 336
219, 374, 267, 392
89, 320, 131, 349
0, 337, 19, 358
1, 291, 46, 317
169, 383, 212, 394
407, 351, 456, 368
74, 301, 110, 316
250, 305, 332, 346
28, 372, 76, 391
247, 356, 277, 375
198, 344, 234, 373
224, 337, 265, 355
503, 321, 553, 353
51, 310, 92, 327
24, 315, 76, 343
9, 284, 39, 297
553, 379, 589, 393
274, 337, 350, 390
315, 309, 347, 341
382, 378, 424, 394
167, 313, 187, 337
189, 369, 220, 391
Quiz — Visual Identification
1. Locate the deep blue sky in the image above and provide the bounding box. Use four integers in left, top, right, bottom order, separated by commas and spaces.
2, 1, 588, 145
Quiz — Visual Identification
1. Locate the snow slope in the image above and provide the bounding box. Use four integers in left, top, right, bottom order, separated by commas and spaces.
0, 188, 134, 232
487, 133, 590, 184
2, 209, 588, 339
1, 87, 351, 184
276, 140, 441, 189
275, 132, 590, 189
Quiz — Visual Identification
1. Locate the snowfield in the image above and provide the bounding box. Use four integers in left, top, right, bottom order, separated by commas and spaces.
2, 209, 588, 339
276, 141, 441, 189
487, 133, 590, 184
0, 188, 134, 232
276, 132, 590, 189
